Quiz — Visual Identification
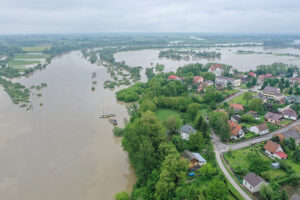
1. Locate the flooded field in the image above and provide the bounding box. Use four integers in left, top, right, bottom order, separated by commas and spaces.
0, 51, 135, 200
115, 46, 300, 76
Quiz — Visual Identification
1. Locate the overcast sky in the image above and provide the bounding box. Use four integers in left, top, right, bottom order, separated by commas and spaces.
1, 0, 300, 34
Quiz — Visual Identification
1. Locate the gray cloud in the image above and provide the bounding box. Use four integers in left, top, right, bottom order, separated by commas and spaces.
0, 0, 300, 34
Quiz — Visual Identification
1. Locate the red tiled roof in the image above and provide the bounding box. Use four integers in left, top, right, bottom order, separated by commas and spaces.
193, 76, 203, 83
228, 120, 242, 136
276, 151, 287, 159
266, 74, 272, 77
249, 111, 257, 114
248, 72, 256, 77
264, 140, 281, 153
209, 64, 222, 71
230, 103, 244, 111
168, 75, 179, 80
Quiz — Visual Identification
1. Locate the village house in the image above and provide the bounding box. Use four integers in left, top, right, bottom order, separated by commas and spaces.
193, 76, 204, 84
180, 125, 196, 140
263, 86, 280, 95
281, 108, 298, 120
244, 111, 260, 120
182, 150, 206, 169
215, 76, 241, 87
208, 64, 223, 77
290, 77, 300, 86
231, 115, 241, 123
264, 140, 287, 160
264, 112, 282, 124
249, 123, 269, 135
243, 172, 266, 193
228, 120, 244, 140
168, 75, 180, 80
197, 80, 213, 92
248, 72, 256, 77
275, 129, 300, 145
230, 103, 244, 112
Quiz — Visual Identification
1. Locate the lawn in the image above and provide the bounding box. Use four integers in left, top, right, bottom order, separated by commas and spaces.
22, 45, 51, 52
279, 119, 293, 126
14, 53, 50, 59
228, 91, 255, 105
8, 60, 40, 67
155, 108, 181, 122
224, 145, 288, 181
285, 159, 300, 176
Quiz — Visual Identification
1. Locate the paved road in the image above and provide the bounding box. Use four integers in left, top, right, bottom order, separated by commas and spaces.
225, 119, 300, 152
214, 146, 253, 200
207, 116, 300, 200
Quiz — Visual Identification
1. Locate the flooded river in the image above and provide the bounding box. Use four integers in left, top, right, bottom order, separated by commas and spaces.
0, 51, 135, 200
115, 46, 300, 73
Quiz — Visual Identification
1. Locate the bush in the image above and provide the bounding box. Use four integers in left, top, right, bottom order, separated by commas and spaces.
113, 127, 125, 137
115, 191, 130, 200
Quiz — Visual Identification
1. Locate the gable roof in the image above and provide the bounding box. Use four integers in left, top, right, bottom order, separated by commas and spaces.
230, 103, 244, 111
228, 120, 242, 136
182, 150, 206, 163
231, 115, 241, 122
256, 123, 269, 132
209, 64, 222, 71
264, 112, 282, 121
275, 151, 288, 159
248, 72, 256, 77
243, 172, 265, 187
264, 86, 279, 94
193, 76, 203, 83
180, 125, 196, 134
290, 124, 300, 133
282, 108, 298, 117
281, 129, 300, 140
168, 75, 179, 80
264, 140, 281, 153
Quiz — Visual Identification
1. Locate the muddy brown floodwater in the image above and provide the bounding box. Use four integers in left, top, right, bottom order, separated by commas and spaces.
0, 51, 136, 200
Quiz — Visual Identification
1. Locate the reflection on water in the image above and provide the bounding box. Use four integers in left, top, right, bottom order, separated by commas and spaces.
115, 46, 300, 73
0, 51, 135, 200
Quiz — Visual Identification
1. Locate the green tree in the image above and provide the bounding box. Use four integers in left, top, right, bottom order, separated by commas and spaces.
154, 153, 188, 200
164, 116, 183, 134
115, 191, 130, 200
209, 111, 230, 141
203, 180, 229, 200
293, 147, 300, 163
187, 103, 202, 120
260, 185, 274, 200
199, 164, 216, 180
243, 92, 253, 105
248, 98, 263, 112
248, 152, 269, 175
189, 131, 205, 151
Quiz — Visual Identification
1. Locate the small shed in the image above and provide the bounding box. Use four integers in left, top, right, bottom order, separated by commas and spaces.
271, 162, 280, 169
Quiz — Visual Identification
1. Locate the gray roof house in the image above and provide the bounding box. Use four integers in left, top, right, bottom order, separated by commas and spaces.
282, 108, 298, 120
263, 86, 280, 95
281, 129, 300, 144
182, 150, 207, 168
243, 172, 266, 193
264, 112, 282, 124
180, 125, 196, 140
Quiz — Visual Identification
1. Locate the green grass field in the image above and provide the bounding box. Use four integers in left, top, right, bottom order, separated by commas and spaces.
8, 60, 40, 67
228, 92, 255, 105
155, 108, 181, 122
14, 54, 49, 59
22, 45, 51, 52
279, 119, 293, 126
